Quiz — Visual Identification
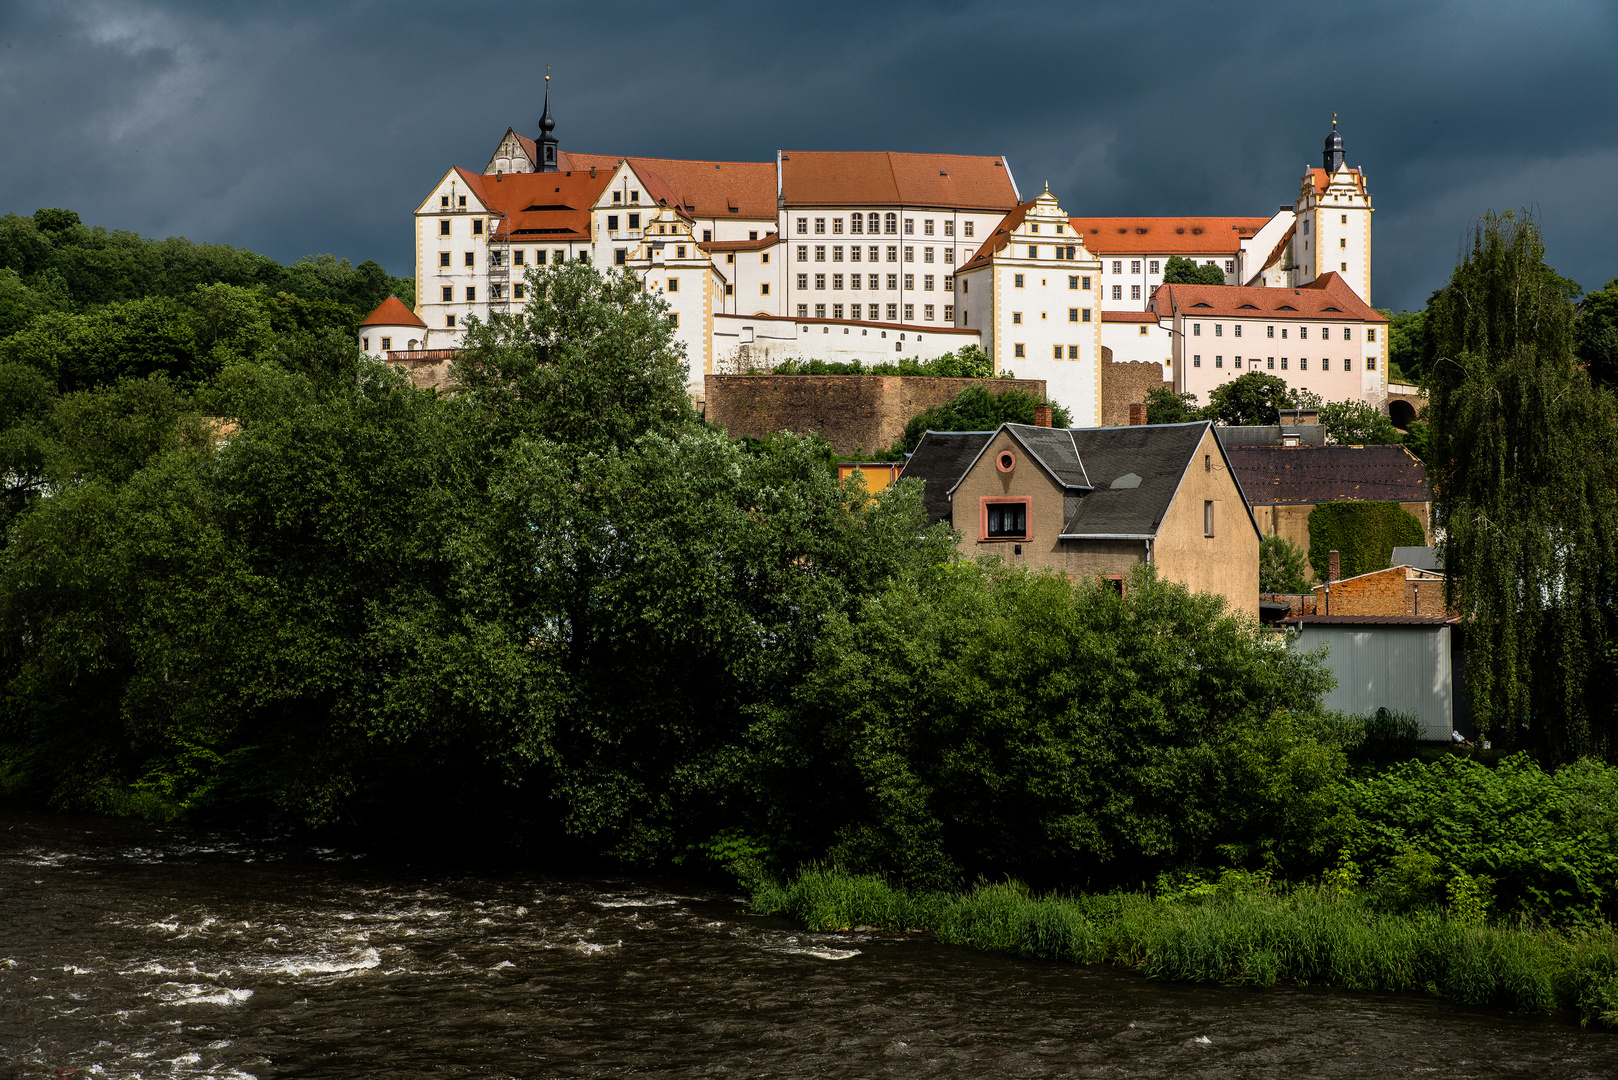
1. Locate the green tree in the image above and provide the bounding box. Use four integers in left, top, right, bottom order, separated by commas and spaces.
766, 563, 1344, 891
1259, 535, 1309, 593
1204, 371, 1297, 426
1426, 210, 1618, 759
1380, 307, 1431, 383
1575, 277, 1618, 389
891, 383, 1071, 455
1318, 399, 1402, 444
1144, 385, 1204, 424
1307, 501, 1426, 581
1162, 255, 1228, 286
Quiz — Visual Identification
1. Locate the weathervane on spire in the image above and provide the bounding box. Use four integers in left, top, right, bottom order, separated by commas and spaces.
538, 66, 559, 171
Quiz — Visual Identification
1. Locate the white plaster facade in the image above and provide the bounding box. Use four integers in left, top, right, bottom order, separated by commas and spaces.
954, 187, 1104, 425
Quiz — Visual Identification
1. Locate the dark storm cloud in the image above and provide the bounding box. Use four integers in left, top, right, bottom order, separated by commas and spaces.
3, 0, 1614, 309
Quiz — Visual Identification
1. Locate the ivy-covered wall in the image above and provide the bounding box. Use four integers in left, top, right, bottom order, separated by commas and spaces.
1307, 501, 1427, 580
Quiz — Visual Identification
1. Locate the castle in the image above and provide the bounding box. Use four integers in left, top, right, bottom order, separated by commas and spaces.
358, 83, 1387, 424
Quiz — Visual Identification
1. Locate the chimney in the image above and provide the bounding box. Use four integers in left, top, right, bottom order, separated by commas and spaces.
1328, 550, 1340, 583
1128, 403, 1147, 426
1034, 405, 1052, 428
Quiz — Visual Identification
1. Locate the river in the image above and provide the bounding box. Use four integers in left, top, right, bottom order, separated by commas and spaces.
2, 809, 1614, 1079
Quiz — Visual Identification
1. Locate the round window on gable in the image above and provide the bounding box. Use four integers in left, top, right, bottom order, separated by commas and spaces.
996, 451, 1016, 474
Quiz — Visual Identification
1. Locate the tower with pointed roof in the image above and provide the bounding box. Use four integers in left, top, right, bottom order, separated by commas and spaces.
537, 76, 559, 172
1292, 115, 1372, 303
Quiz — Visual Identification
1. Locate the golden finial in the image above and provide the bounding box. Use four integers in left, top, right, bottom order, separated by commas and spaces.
1332, 111, 1337, 128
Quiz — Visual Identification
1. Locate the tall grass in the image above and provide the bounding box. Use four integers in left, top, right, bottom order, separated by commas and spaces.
751, 867, 1618, 1028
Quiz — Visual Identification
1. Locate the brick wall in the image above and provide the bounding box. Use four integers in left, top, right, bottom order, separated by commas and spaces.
1100, 360, 1171, 427
1312, 566, 1451, 617
704, 374, 1047, 457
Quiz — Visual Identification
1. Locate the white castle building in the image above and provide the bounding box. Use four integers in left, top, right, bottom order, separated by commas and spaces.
364, 85, 1384, 424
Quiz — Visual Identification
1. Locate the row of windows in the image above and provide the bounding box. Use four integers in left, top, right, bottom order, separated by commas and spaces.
993, 345, 1089, 359
796, 272, 953, 291
796, 214, 975, 238
1192, 323, 1378, 341
1011, 308, 1093, 324
797, 244, 958, 265
441, 248, 577, 268
1106, 259, 1235, 275
1008, 274, 1094, 290
793, 303, 954, 322
1021, 245, 1081, 260
609, 190, 642, 204
1190, 355, 1378, 372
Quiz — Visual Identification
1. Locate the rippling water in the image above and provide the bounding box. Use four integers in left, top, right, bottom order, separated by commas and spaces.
2, 810, 1615, 1079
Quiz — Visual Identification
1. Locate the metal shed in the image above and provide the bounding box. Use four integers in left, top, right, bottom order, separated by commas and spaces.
1282, 615, 1463, 740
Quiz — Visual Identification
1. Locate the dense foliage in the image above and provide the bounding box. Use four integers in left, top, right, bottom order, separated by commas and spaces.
1161, 256, 1228, 286
759, 562, 1345, 891
1577, 277, 1618, 389
889, 383, 1071, 455
0, 208, 412, 335
1425, 211, 1618, 760
767, 346, 994, 378
1317, 399, 1403, 444
1258, 535, 1309, 593
1347, 754, 1618, 924
1305, 501, 1426, 582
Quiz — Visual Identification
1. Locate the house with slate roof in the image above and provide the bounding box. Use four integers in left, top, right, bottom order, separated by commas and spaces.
900, 419, 1260, 617
1226, 443, 1431, 583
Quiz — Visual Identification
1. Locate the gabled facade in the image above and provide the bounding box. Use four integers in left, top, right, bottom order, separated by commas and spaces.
954, 186, 1104, 424
900, 420, 1261, 617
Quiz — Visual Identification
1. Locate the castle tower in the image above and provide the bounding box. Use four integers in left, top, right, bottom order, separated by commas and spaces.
1295, 116, 1373, 302
537, 75, 559, 172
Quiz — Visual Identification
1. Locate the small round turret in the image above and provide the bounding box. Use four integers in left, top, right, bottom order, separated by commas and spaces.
1323, 115, 1345, 172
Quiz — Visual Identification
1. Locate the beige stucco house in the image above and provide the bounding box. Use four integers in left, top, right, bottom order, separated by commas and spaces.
901, 420, 1261, 618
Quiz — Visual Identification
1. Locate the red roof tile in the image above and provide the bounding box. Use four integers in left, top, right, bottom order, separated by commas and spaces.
360, 296, 425, 328
1307, 167, 1366, 195
698, 232, 781, 253
1068, 216, 1270, 255
780, 151, 1018, 210
458, 165, 613, 240
958, 200, 1035, 272
623, 157, 777, 220
1102, 310, 1158, 323
1152, 272, 1385, 322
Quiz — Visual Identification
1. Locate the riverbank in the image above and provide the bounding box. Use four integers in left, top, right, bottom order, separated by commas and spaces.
750, 867, 1618, 1029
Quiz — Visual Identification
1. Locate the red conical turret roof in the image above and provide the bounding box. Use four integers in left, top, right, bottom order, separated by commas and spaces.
360, 296, 426, 328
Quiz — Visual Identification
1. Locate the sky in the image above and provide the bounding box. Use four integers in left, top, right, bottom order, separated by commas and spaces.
3, 0, 1615, 312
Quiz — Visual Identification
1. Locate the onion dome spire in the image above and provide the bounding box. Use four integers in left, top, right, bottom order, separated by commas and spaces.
537, 74, 559, 172
1323, 113, 1345, 172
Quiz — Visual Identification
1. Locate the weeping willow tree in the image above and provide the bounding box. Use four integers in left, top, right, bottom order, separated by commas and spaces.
1427, 211, 1618, 760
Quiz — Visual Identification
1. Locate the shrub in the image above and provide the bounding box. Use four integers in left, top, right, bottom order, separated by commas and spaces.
1306, 500, 1426, 580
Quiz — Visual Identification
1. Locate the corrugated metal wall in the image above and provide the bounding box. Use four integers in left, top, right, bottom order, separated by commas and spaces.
1290, 625, 1453, 739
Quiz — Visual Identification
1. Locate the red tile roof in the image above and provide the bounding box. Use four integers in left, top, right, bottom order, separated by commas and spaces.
958, 200, 1035, 272
1153, 272, 1385, 322
1068, 216, 1270, 255
360, 296, 425, 328
625, 157, 777, 219
780, 151, 1019, 210
1307, 167, 1366, 195
698, 232, 781, 253
458, 166, 613, 240
1102, 310, 1158, 323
